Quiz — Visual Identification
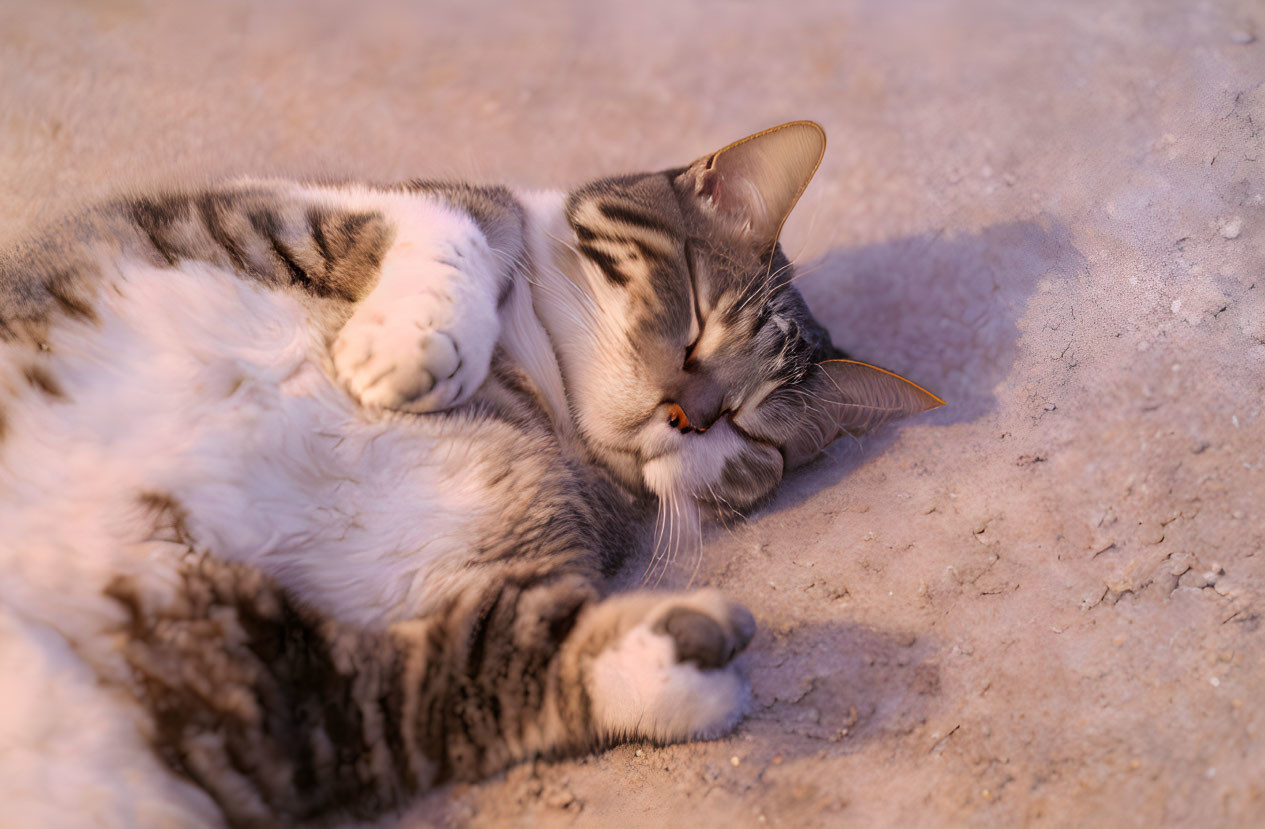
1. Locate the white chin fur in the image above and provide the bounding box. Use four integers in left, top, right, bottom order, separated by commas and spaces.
640, 421, 747, 500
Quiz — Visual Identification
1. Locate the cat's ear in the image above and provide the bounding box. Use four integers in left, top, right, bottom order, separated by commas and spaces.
681, 121, 826, 246
782, 359, 945, 469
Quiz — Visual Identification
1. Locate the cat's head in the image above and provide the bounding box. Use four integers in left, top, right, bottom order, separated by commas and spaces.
539, 122, 941, 518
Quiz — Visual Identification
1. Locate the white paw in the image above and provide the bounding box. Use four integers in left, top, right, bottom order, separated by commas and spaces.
587, 591, 755, 743
332, 242, 500, 413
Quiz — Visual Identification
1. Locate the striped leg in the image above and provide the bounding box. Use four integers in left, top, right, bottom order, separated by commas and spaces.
105, 560, 754, 826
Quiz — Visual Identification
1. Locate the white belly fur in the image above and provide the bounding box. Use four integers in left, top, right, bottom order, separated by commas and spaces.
0, 259, 508, 635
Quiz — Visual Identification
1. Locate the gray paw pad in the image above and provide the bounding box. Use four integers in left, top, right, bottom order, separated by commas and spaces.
655, 605, 755, 670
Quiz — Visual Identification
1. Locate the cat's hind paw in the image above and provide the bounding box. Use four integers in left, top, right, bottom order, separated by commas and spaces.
586, 590, 755, 743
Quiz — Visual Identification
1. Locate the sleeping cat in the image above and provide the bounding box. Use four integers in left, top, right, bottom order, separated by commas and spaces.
0, 122, 940, 827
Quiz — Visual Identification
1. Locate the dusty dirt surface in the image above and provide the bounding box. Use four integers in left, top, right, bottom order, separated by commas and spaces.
3, 1, 1263, 826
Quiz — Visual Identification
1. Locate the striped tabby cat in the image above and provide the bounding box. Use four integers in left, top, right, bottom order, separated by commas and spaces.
0, 122, 939, 827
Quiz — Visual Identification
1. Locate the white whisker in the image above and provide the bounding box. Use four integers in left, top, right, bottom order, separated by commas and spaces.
641, 493, 668, 583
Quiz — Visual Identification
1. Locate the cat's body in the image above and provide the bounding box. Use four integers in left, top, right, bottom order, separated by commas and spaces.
0, 123, 939, 826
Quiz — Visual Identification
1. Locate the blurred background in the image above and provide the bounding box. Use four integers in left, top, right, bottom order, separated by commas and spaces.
3, 1, 1263, 826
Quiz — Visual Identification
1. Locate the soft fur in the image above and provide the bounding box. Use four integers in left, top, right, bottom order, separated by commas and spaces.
0, 122, 937, 827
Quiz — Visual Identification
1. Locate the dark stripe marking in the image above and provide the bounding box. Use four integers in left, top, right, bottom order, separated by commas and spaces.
197, 196, 248, 273
250, 210, 321, 296
307, 207, 334, 272
23, 364, 64, 399
597, 202, 677, 238
130, 200, 181, 267
46, 274, 99, 323
576, 242, 628, 287
379, 657, 413, 788
576, 223, 673, 262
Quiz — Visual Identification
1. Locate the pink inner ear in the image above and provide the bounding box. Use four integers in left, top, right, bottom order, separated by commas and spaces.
781, 359, 945, 470
815, 359, 946, 434
818, 359, 946, 409
690, 121, 826, 244
698, 170, 723, 205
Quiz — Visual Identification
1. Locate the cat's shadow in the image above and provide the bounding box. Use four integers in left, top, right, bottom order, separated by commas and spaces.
739, 620, 942, 762
663, 217, 1084, 769
769, 217, 1084, 510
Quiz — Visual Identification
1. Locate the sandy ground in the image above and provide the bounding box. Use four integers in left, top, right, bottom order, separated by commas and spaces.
3, 0, 1264, 826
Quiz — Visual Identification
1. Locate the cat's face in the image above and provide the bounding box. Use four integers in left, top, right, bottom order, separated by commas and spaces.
541, 122, 939, 525
539, 123, 837, 513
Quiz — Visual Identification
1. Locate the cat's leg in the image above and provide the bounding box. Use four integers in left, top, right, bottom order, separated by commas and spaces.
389, 577, 757, 776
103, 559, 755, 824
104, 556, 430, 825
331, 191, 523, 413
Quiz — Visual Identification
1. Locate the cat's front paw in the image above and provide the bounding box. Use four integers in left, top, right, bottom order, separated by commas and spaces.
587, 591, 755, 743
333, 298, 474, 412
332, 249, 499, 413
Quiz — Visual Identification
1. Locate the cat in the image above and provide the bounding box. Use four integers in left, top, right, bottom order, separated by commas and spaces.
0, 121, 941, 827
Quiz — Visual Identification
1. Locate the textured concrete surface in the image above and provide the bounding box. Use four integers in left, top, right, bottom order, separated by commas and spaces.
3, 1, 1264, 826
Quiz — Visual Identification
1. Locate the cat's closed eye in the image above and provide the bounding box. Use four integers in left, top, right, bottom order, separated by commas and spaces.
682, 339, 698, 366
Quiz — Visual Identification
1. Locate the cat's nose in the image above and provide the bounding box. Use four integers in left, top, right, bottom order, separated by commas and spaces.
667, 379, 726, 433
666, 402, 693, 433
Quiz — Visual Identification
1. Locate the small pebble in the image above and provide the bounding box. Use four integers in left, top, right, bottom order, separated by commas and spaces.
1210, 676, 1221, 687
544, 787, 575, 809
1219, 216, 1244, 239
730, 756, 741, 767
1230, 30, 1256, 45
1138, 521, 1166, 545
